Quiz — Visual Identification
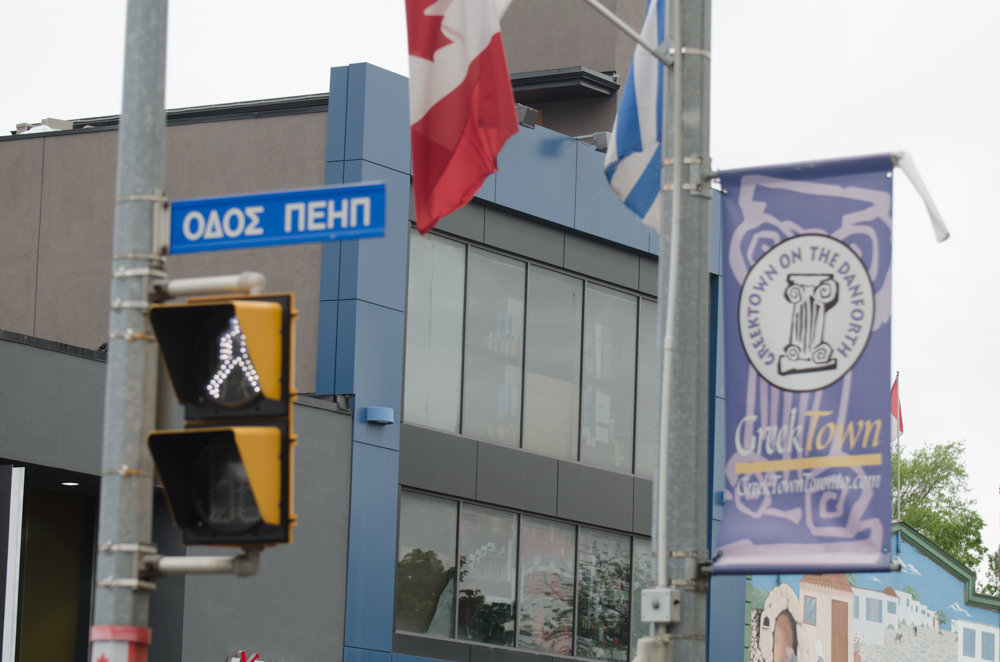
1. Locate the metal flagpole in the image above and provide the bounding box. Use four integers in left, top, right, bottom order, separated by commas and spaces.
90, 0, 168, 657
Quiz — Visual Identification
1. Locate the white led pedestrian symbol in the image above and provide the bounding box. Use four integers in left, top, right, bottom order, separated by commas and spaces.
206, 317, 261, 400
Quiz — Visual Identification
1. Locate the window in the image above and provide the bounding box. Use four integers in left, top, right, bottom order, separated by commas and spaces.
519, 516, 576, 654
984, 631, 996, 661
403, 231, 655, 477
522, 267, 583, 459
463, 248, 526, 446
887, 601, 896, 614
965, 628, 977, 658
630, 539, 652, 660
866, 597, 882, 623
580, 283, 637, 473
458, 504, 517, 645
576, 529, 631, 660
803, 596, 816, 625
404, 230, 466, 432
633, 300, 657, 479
396, 491, 648, 657
854, 595, 859, 618
396, 492, 458, 637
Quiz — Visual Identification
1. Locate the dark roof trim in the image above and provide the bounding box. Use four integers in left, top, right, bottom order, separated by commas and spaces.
2, 93, 330, 141
0, 329, 107, 362
511, 66, 620, 105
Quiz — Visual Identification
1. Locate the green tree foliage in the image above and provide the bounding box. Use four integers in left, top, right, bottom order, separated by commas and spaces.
979, 551, 1000, 596
935, 609, 948, 630
901, 585, 920, 601
396, 549, 453, 633
845, 573, 858, 587
893, 441, 987, 569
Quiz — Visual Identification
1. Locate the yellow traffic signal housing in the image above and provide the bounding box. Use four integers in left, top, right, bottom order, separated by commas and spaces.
149, 293, 296, 545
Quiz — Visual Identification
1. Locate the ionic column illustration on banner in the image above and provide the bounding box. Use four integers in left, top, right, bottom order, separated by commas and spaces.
715, 154, 894, 574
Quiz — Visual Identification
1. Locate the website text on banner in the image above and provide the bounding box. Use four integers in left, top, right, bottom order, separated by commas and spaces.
714, 154, 894, 574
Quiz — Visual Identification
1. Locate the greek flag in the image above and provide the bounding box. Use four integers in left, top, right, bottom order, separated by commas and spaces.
604, 0, 666, 229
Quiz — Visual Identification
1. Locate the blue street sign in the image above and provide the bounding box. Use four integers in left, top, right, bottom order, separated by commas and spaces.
168, 182, 386, 254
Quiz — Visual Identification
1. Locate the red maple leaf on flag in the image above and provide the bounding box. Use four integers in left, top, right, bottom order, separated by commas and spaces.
406, 0, 453, 61
97, 654, 109, 662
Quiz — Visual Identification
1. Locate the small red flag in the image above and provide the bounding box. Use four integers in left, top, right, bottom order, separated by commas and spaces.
406, 0, 519, 234
890, 375, 903, 440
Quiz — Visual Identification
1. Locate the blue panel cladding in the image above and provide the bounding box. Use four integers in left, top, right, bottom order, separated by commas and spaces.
343, 443, 399, 652
345, 648, 392, 662
474, 172, 496, 203
321, 241, 341, 301
336, 300, 404, 450
394, 655, 446, 662
709, 190, 722, 275
328, 67, 349, 162
574, 143, 650, 252
315, 301, 338, 395
339, 161, 409, 311
707, 574, 749, 662
326, 161, 345, 185
345, 63, 411, 175
494, 126, 577, 227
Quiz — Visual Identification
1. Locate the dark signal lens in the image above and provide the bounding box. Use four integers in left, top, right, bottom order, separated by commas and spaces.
191, 438, 262, 534
194, 312, 263, 409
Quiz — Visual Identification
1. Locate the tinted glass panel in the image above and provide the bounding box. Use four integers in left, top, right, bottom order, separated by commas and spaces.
630, 538, 652, 659
458, 504, 517, 646
396, 492, 457, 637
404, 230, 466, 432
577, 528, 631, 660
522, 266, 583, 459
463, 248, 525, 446
581, 283, 637, 473
518, 516, 576, 654
634, 299, 657, 479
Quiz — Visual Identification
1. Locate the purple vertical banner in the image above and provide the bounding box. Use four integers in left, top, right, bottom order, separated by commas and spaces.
714, 154, 894, 574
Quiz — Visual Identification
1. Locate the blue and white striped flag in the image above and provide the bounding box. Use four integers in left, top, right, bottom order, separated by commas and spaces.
604, 0, 666, 230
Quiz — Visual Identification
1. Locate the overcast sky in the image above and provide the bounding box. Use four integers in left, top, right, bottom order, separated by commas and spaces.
3, 1, 998, 565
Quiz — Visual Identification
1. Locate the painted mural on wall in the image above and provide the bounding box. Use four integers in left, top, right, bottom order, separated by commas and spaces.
746, 526, 1000, 662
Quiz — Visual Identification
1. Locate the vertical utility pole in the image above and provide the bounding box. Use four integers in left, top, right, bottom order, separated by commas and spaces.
91, 0, 168, 657
653, 0, 711, 660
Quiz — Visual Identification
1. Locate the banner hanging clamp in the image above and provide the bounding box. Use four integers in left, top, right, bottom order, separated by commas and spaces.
655, 38, 675, 65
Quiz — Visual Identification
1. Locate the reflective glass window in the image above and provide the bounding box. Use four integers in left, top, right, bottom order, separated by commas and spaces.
523, 266, 583, 459
518, 516, 576, 654
581, 284, 637, 473
577, 528, 631, 660
634, 299, 657, 479
458, 504, 518, 646
630, 538, 652, 660
463, 248, 525, 446
404, 230, 466, 432
396, 492, 457, 637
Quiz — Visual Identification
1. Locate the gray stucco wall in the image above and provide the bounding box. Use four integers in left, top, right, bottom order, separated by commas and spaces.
0, 111, 327, 392
180, 400, 353, 662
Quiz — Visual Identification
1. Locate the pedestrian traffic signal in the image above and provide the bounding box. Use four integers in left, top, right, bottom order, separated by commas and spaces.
148, 293, 296, 546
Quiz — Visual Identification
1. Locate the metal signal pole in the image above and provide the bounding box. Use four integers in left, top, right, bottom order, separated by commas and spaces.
580, 0, 712, 659
90, 0, 168, 658
654, 1, 712, 661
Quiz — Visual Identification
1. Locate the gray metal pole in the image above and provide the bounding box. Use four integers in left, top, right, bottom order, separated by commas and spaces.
652, 0, 711, 658
91, 0, 168, 652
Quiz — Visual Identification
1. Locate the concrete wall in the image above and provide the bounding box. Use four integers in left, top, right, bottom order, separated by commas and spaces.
0, 111, 327, 392
501, 0, 644, 135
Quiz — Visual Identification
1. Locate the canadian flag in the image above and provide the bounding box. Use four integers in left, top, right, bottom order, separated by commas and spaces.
406, 0, 519, 233
890, 375, 903, 440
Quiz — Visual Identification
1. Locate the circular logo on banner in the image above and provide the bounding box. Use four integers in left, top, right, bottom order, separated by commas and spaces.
738, 234, 874, 392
